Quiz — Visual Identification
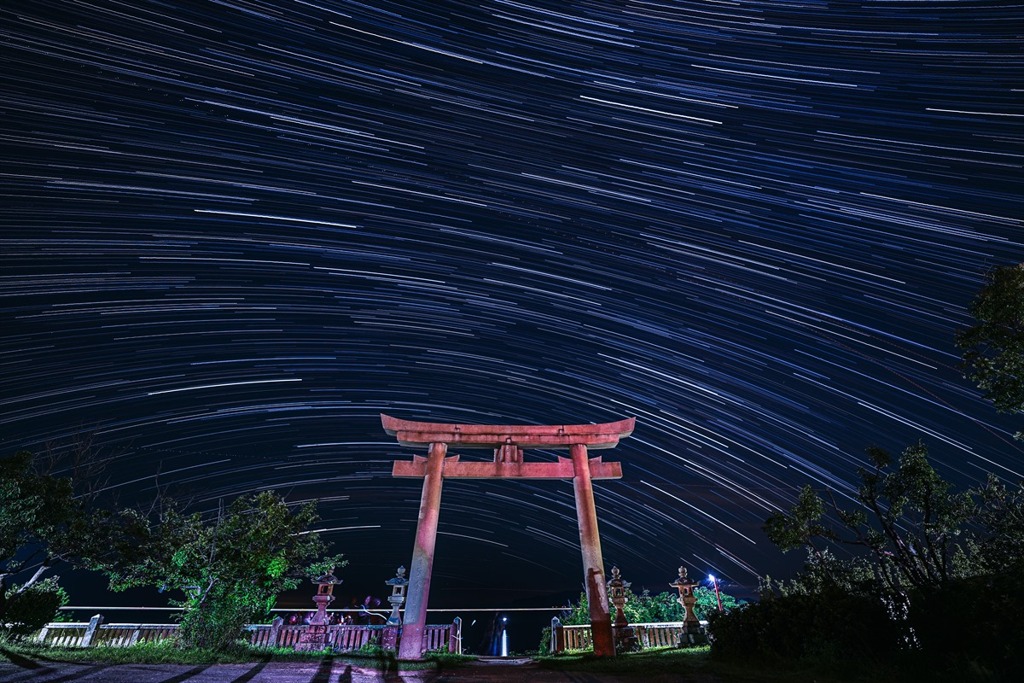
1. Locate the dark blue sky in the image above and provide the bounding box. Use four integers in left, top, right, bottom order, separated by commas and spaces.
2, 0, 1021, 607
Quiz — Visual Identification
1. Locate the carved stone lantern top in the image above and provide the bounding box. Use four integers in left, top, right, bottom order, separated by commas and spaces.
670, 566, 696, 589
312, 570, 342, 597
607, 566, 630, 593
386, 565, 408, 587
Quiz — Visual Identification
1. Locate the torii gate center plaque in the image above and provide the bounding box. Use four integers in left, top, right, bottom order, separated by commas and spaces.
382, 413, 635, 659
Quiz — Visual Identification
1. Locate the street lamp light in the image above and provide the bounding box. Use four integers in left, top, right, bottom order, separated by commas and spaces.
708, 574, 723, 612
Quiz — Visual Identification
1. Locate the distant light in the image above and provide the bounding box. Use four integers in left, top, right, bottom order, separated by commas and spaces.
708, 574, 716, 582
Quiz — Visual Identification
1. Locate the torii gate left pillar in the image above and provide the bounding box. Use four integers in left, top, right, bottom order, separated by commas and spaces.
382, 413, 635, 660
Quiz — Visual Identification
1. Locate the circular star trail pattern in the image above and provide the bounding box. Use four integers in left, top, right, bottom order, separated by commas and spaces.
2, 1, 1021, 604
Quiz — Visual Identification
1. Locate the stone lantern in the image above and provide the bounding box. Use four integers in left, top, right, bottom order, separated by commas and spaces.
670, 566, 704, 645
385, 566, 408, 625
381, 566, 408, 651
296, 569, 341, 651
607, 566, 629, 627
607, 566, 639, 652
312, 571, 341, 623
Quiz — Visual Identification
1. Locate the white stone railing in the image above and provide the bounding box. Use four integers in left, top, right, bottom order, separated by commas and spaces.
35, 614, 462, 654
549, 618, 705, 653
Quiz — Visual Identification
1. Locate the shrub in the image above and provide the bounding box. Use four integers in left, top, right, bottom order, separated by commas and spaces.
709, 588, 900, 669
908, 568, 1024, 680
1, 577, 68, 640
175, 584, 254, 651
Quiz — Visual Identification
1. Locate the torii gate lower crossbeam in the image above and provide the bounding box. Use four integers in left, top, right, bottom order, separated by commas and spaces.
382, 413, 635, 660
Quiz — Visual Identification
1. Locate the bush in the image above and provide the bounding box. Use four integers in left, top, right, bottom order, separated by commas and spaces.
176, 587, 254, 651
709, 588, 900, 670
907, 568, 1024, 681
538, 625, 552, 654
1, 577, 68, 640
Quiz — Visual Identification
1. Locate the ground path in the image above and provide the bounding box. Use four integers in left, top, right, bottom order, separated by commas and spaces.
0, 654, 722, 683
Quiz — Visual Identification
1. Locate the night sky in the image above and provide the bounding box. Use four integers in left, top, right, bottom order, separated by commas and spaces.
2, 0, 1022, 610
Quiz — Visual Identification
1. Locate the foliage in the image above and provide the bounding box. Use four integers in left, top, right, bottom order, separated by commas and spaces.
956, 263, 1024, 437
714, 441, 1024, 681
0, 451, 78, 635
77, 490, 345, 651
0, 577, 69, 639
708, 590, 901, 672
759, 548, 875, 598
967, 472, 1024, 576
420, 649, 476, 669
763, 443, 986, 593
560, 583, 740, 627
3, 444, 343, 651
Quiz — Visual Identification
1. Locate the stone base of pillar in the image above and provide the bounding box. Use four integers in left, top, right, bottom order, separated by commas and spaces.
381, 625, 401, 651
613, 625, 640, 653
295, 624, 329, 651
678, 622, 708, 647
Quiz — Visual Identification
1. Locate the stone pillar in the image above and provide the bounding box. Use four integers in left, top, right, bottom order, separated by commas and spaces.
269, 616, 284, 647
571, 443, 614, 658
550, 616, 564, 654
81, 613, 104, 647
449, 616, 462, 654
398, 441, 447, 660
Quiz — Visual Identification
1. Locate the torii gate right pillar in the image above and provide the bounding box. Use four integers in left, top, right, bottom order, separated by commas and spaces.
571, 443, 614, 657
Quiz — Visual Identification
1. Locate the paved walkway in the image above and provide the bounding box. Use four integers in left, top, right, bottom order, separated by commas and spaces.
0, 655, 710, 683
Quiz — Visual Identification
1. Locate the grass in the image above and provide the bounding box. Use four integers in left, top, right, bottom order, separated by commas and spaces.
0, 637, 467, 670
537, 646, 717, 677
1, 639, 925, 681
536, 646, 911, 683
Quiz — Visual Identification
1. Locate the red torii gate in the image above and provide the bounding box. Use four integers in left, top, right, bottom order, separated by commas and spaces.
382, 413, 635, 659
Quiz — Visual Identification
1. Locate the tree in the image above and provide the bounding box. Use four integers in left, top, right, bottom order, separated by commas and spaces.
967, 473, 1024, 575
759, 548, 875, 598
79, 490, 345, 651
0, 451, 78, 637
561, 583, 739, 626
708, 445, 1024, 675
957, 263, 1024, 438
764, 442, 976, 594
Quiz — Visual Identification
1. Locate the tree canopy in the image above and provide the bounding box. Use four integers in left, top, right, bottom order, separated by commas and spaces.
762, 442, 1020, 594
2, 446, 344, 649
561, 581, 740, 626
740, 443, 1024, 678
957, 262, 1024, 437
0, 451, 77, 636
76, 490, 345, 650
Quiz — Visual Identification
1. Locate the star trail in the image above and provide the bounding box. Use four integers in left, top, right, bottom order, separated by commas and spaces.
2, 0, 1021, 606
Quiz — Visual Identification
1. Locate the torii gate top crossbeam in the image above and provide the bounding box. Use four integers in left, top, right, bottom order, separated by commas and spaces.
380, 414, 635, 450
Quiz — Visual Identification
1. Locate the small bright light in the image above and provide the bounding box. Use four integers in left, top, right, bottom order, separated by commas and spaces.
708, 574, 716, 582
